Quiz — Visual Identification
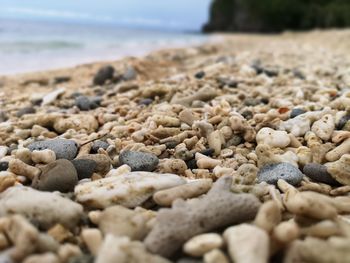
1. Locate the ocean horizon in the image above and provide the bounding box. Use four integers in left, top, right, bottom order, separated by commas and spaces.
0, 18, 208, 75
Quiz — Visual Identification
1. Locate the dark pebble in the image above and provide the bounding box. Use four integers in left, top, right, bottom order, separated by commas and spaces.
71, 159, 97, 180
260, 97, 269, 104
0, 161, 9, 171
241, 110, 253, 120
54, 76, 71, 84
290, 108, 306, 118
27, 139, 78, 160
16, 107, 36, 117
200, 148, 215, 157
258, 163, 304, 186
123, 66, 137, 81
91, 140, 109, 153
186, 159, 197, 170
93, 65, 115, 85
194, 71, 205, 79
0, 111, 8, 122
244, 98, 260, 106
139, 98, 153, 106
337, 115, 350, 130
165, 141, 178, 149
292, 69, 305, 79
68, 255, 94, 263
303, 163, 339, 185
217, 77, 237, 88
32, 159, 78, 192
119, 151, 159, 172
75, 96, 91, 111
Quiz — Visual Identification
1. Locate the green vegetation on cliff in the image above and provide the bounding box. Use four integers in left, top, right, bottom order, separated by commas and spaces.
203, 0, 350, 32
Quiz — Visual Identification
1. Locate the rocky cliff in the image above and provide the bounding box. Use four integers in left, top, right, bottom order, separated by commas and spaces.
203, 0, 350, 33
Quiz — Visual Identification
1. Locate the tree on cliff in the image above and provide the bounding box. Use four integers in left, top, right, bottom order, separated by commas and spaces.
203, 0, 350, 32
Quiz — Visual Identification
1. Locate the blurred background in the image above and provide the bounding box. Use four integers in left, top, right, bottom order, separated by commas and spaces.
1, 0, 350, 75
0, 0, 211, 75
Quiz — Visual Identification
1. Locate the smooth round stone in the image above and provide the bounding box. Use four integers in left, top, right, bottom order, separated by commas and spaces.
194, 71, 205, 79
75, 96, 91, 111
123, 66, 137, 81
71, 159, 97, 180
0, 161, 9, 171
27, 139, 78, 160
16, 106, 36, 117
258, 163, 304, 186
93, 65, 115, 85
32, 159, 78, 192
119, 151, 159, 172
91, 140, 109, 153
303, 163, 339, 185
139, 98, 153, 106
290, 108, 306, 118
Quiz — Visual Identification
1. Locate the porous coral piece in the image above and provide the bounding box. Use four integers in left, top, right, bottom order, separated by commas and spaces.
326, 138, 350, 162
256, 127, 290, 148
326, 154, 350, 185
144, 175, 261, 257
311, 114, 335, 141
96, 235, 170, 263
0, 187, 83, 229
53, 114, 98, 133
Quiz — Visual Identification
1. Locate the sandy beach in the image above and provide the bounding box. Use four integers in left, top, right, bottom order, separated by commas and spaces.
0, 30, 350, 262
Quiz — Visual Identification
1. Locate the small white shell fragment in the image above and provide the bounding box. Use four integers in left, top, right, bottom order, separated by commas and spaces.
183, 233, 223, 257
42, 87, 65, 106
74, 172, 186, 209
311, 114, 335, 141
256, 127, 290, 148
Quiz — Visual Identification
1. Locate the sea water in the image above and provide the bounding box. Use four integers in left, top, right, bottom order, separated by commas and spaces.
0, 18, 207, 75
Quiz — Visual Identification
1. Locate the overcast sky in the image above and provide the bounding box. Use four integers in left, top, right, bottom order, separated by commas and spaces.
0, 0, 211, 30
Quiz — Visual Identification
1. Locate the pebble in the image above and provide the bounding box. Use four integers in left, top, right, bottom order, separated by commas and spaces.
257, 163, 304, 186
91, 140, 109, 153
75, 171, 186, 209
194, 71, 205, 79
303, 163, 339, 185
75, 96, 100, 111
16, 106, 36, 118
42, 87, 65, 106
183, 233, 223, 257
77, 154, 111, 174
27, 139, 78, 160
337, 115, 350, 130
0, 161, 8, 171
119, 151, 159, 172
71, 159, 97, 180
122, 66, 137, 81
139, 98, 153, 106
32, 159, 78, 192
93, 65, 115, 85
290, 108, 306, 118
68, 255, 94, 263
224, 224, 269, 263
0, 186, 83, 229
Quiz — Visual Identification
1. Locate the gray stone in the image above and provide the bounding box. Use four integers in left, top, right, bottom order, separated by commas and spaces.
16, 106, 36, 117
257, 163, 303, 186
27, 139, 78, 160
75, 96, 91, 111
71, 159, 97, 180
119, 151, 159, 172
93, 65, 115, 85
32, 159, 78, 192
68, 255, 94, 263
123, 66, 137, 81
290, 108, 306, 118
303, 163, 339, 185
91, 140, 109, 153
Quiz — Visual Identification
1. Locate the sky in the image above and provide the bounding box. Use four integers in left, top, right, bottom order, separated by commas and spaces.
0, 0, 212, 31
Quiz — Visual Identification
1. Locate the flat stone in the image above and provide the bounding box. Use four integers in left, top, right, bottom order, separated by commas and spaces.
122, 66, 137, 81
71, 159, 97, 180
32, 159, 78, 192
119, 151, 159, 172
75, 96, 91, 111
75, 172, 186, 209
290, 108, 306, 119
27, 139, 78, 160
258, 163, 304, 186
303, 163, 339, 185
0, 186, 83, 229
16, 106, 36, 118
91, 140, 109, 153
77, 154, 111, 174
